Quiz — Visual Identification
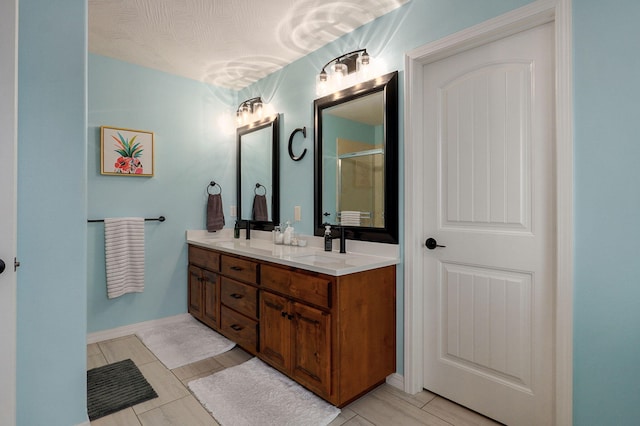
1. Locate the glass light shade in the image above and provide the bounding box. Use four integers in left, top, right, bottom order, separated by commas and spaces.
253, 101, 263, 119
360, 51, 370, 65
333, 63, 347, 90
333, 62, 347, 77
242, 104, 250, 123
316, 73, 331, 96
357, 54, 373, 81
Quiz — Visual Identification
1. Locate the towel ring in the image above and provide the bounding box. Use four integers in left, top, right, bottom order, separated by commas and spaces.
207, 181, 222, 195
254, 183, 266, 196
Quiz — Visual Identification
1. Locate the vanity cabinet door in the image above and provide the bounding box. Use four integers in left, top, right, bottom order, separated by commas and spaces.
188, 264, 220, 330
201, 269, 220, 330
188, 265, 204, 319
259, 292, 291, 373
259, 290, 332, 399
291, 301, 331, 398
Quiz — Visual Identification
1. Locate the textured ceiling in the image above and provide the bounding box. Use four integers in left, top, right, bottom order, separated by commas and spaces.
89, 0, 408, 91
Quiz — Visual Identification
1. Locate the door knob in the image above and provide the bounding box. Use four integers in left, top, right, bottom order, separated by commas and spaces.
0, 259, 5, 274
425, 238, 446, 250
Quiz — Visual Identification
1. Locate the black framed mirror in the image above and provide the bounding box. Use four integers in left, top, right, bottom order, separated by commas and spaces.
237, 114, 279, 231
314, 71, 398, 243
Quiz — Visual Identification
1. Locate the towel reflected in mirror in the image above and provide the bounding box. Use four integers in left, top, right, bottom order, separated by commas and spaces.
252, 194, 268, 221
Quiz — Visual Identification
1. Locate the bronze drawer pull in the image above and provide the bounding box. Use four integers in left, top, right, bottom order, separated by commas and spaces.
281, 311, 293, 320
230, 266, 243, 271
230, 324, 243, 331
230, 293, 243, 299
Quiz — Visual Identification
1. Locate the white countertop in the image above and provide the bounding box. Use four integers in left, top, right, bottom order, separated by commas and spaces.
186, 229, 400, 276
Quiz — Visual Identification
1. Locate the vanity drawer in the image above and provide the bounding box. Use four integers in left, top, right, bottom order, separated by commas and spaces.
261, 265, 332, 309
221, 277, 258, 320
221, 255, 258, 284
221, 305, 257, 354
189, 245, 220, 271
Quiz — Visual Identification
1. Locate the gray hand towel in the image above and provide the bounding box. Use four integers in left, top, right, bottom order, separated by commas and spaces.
252, 194, 268, 221
207, 193, 225, 232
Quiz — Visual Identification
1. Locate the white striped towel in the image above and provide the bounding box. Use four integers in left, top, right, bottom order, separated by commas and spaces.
104, 217, 145, 299
340, 211, 361, 226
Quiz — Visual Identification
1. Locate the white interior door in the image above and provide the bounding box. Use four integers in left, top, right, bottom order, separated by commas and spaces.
0, 0, 18, 424
422, 23, 555, 425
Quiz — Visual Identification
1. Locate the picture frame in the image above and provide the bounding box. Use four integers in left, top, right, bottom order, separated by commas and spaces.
100, 126, 154, 177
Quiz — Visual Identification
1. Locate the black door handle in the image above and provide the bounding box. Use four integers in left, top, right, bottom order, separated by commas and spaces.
425, 238, 446, 250
0, 259, 5, 274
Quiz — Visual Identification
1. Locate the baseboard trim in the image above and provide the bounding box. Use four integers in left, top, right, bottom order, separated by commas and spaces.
386, 372, 404, 391
86, 313, 191, 344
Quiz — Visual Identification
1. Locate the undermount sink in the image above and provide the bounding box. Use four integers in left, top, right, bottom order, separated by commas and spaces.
214, 240, 274, 254
290, 252, 358, 265
291, 254, 341, 265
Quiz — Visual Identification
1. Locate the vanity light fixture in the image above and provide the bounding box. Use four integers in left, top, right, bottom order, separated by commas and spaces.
316, 49, 373, 96
236, 97, 268, 127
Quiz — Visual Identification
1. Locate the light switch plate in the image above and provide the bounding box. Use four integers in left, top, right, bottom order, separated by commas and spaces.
294, 205, 301, 221
230, 205, 237, 217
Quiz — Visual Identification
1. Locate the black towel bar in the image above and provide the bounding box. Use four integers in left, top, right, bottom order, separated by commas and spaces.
87, 216, 166, 223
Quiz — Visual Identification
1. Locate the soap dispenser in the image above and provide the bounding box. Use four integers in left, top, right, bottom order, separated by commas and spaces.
283, 221, 294, 245
324, 224, 332, 252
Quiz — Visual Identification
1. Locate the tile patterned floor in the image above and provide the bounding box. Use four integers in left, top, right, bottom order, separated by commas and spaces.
88, 335, 502, 426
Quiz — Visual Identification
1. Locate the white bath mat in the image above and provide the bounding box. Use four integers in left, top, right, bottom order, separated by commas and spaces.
136, 315, 235, 369
188, 357, 340, 426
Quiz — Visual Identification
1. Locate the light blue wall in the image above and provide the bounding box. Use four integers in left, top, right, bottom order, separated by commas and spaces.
17, 0, 88, 424
573, 1, 640, 424
87, 54, 236, 333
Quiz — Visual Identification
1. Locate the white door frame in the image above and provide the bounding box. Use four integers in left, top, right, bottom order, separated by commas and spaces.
0, 0, 18, 424
403, 0, 573, 425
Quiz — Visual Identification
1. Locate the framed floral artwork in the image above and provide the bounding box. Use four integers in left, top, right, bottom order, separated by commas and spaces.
100, 126, 154, 176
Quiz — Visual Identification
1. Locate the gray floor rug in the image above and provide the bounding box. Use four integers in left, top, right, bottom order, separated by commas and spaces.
136, 315, 235, 369
189, 357, 340, 426
87, 358, 157, 420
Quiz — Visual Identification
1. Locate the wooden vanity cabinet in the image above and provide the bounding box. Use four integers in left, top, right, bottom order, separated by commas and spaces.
259, 263, 395, 407
188, 246, 220, 330
188, 244, 396, 407
260, 291, 331, 398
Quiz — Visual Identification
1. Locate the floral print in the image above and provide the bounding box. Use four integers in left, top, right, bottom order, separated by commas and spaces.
112, 132, 144, 174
